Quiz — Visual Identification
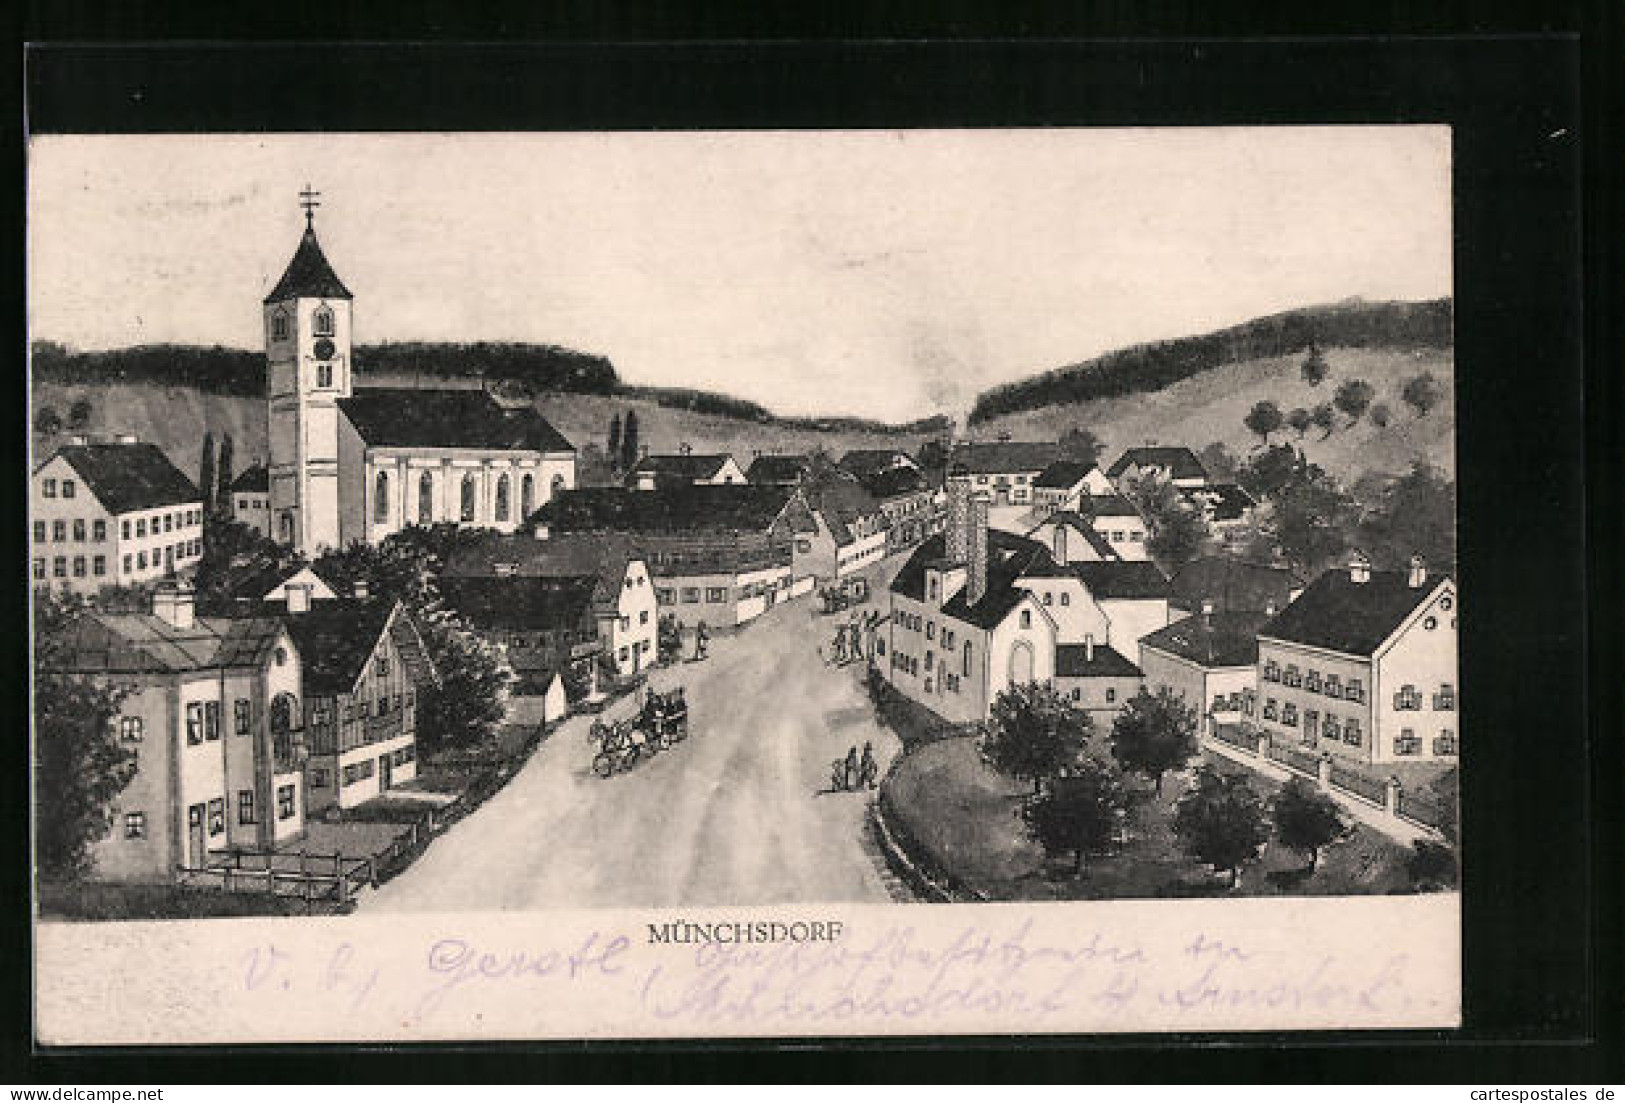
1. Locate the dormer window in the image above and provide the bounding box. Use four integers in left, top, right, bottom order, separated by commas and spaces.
313, 306, 335, 337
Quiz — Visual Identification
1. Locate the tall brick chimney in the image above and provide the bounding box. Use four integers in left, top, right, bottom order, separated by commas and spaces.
966, 492, 989, 606
945, 479, 971, 564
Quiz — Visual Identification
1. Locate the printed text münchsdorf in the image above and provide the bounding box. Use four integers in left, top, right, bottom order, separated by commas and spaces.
647, 920, 843, 945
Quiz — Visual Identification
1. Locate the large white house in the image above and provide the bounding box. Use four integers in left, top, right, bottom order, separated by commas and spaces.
31, 438, 205, 595
263, 200, 576, 556
1249, 551, 1458, 765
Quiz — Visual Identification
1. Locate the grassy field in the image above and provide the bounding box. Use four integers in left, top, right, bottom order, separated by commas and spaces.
971, 345, 1455, 485
882, 735, 1422, 902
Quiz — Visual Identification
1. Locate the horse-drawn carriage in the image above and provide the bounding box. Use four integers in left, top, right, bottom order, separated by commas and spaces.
588, 686, 690, 777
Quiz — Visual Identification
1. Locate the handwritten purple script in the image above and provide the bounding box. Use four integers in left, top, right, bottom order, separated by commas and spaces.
237, 921, 1419, 1031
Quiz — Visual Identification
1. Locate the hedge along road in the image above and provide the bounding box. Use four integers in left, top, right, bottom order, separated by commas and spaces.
364, 595, 903, 910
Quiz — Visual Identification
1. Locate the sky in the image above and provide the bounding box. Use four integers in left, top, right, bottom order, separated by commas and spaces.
28, 128, 1451, 423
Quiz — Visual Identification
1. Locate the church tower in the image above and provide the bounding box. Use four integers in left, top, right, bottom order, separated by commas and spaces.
265, 187, 353, 555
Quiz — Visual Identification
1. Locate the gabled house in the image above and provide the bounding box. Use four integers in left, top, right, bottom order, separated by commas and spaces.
745, 454, 811, 486
1065, 560, 1174, 654
1082, 493, 1153, 562
444, 532, 659, 679
31, 438, 205, 594
624, 452, 747, 490
230, 464, 272, 537
281, 596, 435, 811
1167, 555, 1303, 618
533, 484, 818, 627
1024, 511, 1122, 565
1251, 552, 1457, 765
1106, 446, 1211, 490
797, 476, 889, 580
837, 449, 920, 479
440, 573, 608, 723
41, 579, 307, 881
1140, 605, 1271, 740
1031, 460, 1114, 517
883, 486, 1058, 724
946, 441, 1062, 508
1053, 636, 1144, 724
855, 465, 942, 552
207, 562, 347, 616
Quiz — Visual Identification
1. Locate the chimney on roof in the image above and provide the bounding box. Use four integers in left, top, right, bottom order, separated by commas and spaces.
1264, 598, 1278, 617
152, 578, 195, 629
1347, 549, 1372, 585
286, 583, 312, 614
945, 479, 971, 564
1201, 598, 1215, 626
640, 444, 650, 460
1407, 553, 1427, 589
1084, 632, 1096, 663
966, 493, 989, 606
634, 469, 657, 492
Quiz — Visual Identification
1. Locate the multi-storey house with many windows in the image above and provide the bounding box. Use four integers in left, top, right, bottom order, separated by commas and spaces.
31, 438, 205, 595
1250, 551, 1457, 765
40, 579, 307, 881
946, 440, 1061, 508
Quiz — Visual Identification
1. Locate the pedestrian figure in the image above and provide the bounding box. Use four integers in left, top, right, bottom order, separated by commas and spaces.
843, 745, 860, 791
694, 620, 709, 661
859, 742, 878, 789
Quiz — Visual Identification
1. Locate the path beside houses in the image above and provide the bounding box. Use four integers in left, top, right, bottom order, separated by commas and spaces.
364, 593, 903, 910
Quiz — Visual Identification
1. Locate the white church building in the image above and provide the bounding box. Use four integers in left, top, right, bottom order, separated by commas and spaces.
264, 194, 577, 556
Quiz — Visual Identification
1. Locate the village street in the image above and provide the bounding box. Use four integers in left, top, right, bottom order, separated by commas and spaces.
365, 585, 906, 911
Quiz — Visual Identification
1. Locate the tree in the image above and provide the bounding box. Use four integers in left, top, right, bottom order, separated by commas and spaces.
1172, 765, 1270, 889
194, 517, 303, 615
1270, 777, 1352, 872
1237, 443, 1314, 501
620, 410, 641, 472
607, 413, 622, 466
916, 438, 951, 473
1286, 407, 1312, 439
68, 397, 94, 430
1271, 471, 1357, 574
1022, 757, 1129, 875
576, 442, 618, 487
1402, 372, 1442, 417
1123, 472, 1208, 568
199, 432, 216, 517
1108, 686, 1200, 794
34, 406, 62, 436
32, 594, 138, 879
1310, 402, 1336, 439
1333, 379, 1375, 425
1059, 426, 1105, 466
1355, 460, 1457, 574
1300, 344, 1329, 386
981, 681, 1095, 794
1243, 400, 1283, 445
415, 615, 513, 756
1197, 442, 1239, 482
1369, 402, 1392, 428
657, 614, 685, 665
215, 432, 235, 519
1406, 840, 1458, 891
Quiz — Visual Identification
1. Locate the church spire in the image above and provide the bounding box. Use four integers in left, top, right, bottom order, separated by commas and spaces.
264, 187, 352, 304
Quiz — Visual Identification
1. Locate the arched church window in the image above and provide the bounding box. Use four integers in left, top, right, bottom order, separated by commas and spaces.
313, 307, 335, 337
520, 474, 535, 520
460, 475, 477, 522
374, 472, 390, 523
494, 475, 510, 522
418, 473, 434, 524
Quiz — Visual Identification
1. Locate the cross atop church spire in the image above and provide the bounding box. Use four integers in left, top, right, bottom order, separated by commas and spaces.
299, 184, 321, 228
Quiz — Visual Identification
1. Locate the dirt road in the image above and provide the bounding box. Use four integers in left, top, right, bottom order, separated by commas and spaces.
365, 591, 904, 910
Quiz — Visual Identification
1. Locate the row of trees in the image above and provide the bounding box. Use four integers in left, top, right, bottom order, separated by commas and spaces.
197, 431, 240, 521
1244, 368, 1443, 446
977, 682, 1373, 886
605, 410, 642, 475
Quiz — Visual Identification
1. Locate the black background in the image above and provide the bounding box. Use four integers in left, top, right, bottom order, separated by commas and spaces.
7, 8, 1619, 1086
